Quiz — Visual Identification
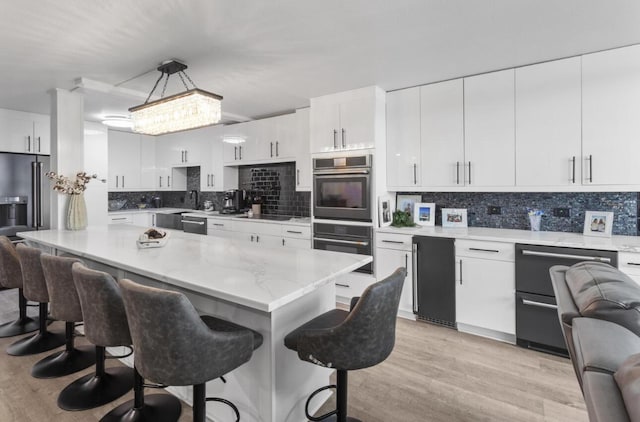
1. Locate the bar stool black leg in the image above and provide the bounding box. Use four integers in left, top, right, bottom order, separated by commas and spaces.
0, 289, 39, 338
6, 302, 65, 356
31, 321, 96, 378
57, 346, 134, 411
101, 367, 181, 422
193, 384, 206, 422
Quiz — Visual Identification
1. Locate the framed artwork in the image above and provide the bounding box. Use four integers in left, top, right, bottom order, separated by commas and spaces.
583, 211, 614, 237
442, 208, 468, 228
395, 194, 422, 218
378, 195, 393, 227
413, 202, 436, 227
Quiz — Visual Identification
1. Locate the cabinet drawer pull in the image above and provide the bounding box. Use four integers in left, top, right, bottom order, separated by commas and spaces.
522, 299, 557, 310
212, 223, 224, 227
112, 217, 128, 221
286, 230, 303, 234
468, 248, 500, 253
382, 240, 404, 244
335, 283, 350, 288
627, 262, 640, 266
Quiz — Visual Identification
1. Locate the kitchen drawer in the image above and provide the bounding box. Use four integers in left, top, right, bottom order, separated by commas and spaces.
335, 273, 376, 299
232, 220, 282, 236
456, 239, 515, 262
376, 232, 413, 251
281, 237, 311, 249
280, 224, 311, 239
207, 218, 233, 231
108, 214, 133, 224
618, 252, 640, 276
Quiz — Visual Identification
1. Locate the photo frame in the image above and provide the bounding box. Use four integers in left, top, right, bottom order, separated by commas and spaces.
583, 211, 614, 237
442, 208, 468, 228
378, 195, 393, 227
413, 202, 436, 226
395, 194, 422, 218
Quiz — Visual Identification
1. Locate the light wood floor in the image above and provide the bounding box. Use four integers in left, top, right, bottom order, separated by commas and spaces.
0, 290, 587, 422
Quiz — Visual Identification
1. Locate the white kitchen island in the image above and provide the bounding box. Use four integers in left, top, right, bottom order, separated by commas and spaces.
18, 225, 372, 422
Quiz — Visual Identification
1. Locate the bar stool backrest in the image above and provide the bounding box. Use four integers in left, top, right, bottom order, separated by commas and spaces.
41, 255, 84, 323
0, 236, 23, 289
16, 244, 49, 303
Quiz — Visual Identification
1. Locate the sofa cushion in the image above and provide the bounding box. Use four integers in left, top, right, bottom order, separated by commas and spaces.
583, 371, 631, 422
573, 318, 640, 374
614, 353, 640, 422
565, 262, 640, 335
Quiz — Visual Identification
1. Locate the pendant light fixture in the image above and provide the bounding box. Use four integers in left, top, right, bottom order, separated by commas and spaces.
129, 60, 222, 136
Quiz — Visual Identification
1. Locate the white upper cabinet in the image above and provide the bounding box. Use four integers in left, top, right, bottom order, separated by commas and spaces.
420, 79, 465, 187
108, 130, 141, 190
582, 45, 640, 185
201, 125, 238, 192
310, 86, 382, 153
464, 69, 515, 187
161, 129, 208, 167
386, 87, 421, 189
515, 57, 582, 187
0, 109, 50, 155
139, 135, 156, 189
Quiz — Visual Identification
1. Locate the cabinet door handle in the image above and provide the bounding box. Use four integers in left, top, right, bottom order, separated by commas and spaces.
270, 142, 273, 158
571, 156, 576, 184
297, 169, 300, 185
37, 137, 41, 152
116, 176, 119, 188
456, 162, 460, 185
152, 214, 155, 225
341, 128, 346, 148
185, 150, 188, 162
251, 235, 254, 242
167, 176, 170, 187
276, 141, 279, 156
412, 243, 418, 313
239, 146, 242, 160
27, 135, 31, 152
413, 163, 417, 185
333, 130, 338, 149
335, 282, 350, 288
282, 238, 285, 246
405, 253, 408, 270
468, 247, 500, 253
159, 176, 162, 188
211, 174, 215, 187
467, 161, 471, 185
122, 176, 125, 188
234, 146, 237, 160
459, 260, 463, 285
588, 154, 593, 183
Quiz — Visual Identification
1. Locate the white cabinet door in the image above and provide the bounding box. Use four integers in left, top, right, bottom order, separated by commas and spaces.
420, 79, 465, 187
310, 97, 340, 153
32, 113, 50, 155
456, 257, 515, 335
139, 135, 156, 190
201, 125, 238, 192
108, 130, 141, 190
295, 108, 311, 191
376, 247, 413, 316
386, 87, 421, 189
273, 113, 296, 160
338, 96, 376, 150
223, 122, 251, 164
464, 69, 515, 187
0, 109, 34, 153
583, 44, 640, 185
515, 57, 582, 186
131, 212, 151, 227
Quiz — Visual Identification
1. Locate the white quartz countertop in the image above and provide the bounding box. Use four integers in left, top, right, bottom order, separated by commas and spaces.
378, 225, 640, 252
108, 208, 185, 214
18, 226, 370, 312
108, 209, 311, 226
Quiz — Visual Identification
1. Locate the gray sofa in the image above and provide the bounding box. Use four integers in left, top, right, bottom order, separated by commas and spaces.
549, 262, 640, 422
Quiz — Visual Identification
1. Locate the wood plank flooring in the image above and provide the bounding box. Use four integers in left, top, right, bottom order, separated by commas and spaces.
0, 289, 587, 421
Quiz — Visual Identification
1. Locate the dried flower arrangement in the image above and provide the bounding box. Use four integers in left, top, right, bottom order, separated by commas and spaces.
46, 171, 98, 195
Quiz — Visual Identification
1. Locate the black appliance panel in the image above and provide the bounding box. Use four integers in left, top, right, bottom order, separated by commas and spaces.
312, 223, 372, 274
155, 213, 183, 230
413, 236, 456, 328
516, 291, 567, 352
181, 216, 207, 235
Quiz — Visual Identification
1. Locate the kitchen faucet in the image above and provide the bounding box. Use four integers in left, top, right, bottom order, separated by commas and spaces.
189, 190, 199, 210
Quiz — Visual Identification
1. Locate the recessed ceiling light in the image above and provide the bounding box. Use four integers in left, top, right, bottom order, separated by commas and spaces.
222, 137, 246, 144
101, 115, 133, 129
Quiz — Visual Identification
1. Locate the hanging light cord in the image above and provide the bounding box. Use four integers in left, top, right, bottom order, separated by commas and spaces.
143, 69, 198, 105
143, 72, 165, 104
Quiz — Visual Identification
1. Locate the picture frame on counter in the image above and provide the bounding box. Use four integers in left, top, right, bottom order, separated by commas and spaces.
395, 194, 422, 218
442, 208, 468, 228
414, 202, 436, 227
378, 195, 393, 227
583, 210, 614, 237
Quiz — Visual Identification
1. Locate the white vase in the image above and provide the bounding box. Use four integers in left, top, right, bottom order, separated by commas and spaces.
67, 193, 87, 230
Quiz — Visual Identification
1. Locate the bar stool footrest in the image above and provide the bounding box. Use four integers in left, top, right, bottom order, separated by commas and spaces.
206, 397, 240, 422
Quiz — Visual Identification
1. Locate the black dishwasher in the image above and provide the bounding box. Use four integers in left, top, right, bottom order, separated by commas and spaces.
413, 236, 456, 328
515, 244, 617, 355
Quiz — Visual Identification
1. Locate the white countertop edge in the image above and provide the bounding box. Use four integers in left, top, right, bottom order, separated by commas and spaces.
377, 226, 640, 252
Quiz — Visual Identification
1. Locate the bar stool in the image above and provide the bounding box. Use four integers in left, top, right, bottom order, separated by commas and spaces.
32, 254, 96, 378
0, 236, 38, 337
284, 267, 406, 422
71, 262, 180, 422
119, 278, 263, 422
57, 262, 135, 411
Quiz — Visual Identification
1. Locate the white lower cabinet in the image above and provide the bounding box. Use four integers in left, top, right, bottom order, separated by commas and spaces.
228, 220, 311, 249
108, 213, 133, 224
131, 213, 152, 227
375, 232, 414, 318
618, 252, 640, 286
335, 272, 376, 304
108, 212, 152, 226
455, 239, 515, 342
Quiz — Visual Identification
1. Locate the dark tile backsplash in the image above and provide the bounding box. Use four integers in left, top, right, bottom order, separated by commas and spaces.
108, 163, 310, 217
399, 191, 638, 236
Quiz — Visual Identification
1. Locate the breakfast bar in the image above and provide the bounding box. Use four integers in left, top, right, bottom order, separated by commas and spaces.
18, 225, 372, 422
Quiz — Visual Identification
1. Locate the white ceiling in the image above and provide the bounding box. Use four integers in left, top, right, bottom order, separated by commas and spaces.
1, 0, 640, 124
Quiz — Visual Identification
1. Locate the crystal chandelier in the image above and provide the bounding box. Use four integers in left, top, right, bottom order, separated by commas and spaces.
129, 60, 222, 136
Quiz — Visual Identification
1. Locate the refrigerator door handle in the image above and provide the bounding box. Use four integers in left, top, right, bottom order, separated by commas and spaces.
31, 162, 38, 228
37, 161, 43, 227
412, 243, 418, 313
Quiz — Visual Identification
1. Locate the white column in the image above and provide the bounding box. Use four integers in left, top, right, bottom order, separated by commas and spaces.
49, 89, 84, 229
83, 122, 108, 227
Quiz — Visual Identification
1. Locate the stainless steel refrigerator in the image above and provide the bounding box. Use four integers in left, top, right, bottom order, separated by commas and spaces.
0, 153, 50, 239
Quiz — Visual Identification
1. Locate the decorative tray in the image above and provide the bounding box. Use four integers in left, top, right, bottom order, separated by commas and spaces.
136, 228, 169, 249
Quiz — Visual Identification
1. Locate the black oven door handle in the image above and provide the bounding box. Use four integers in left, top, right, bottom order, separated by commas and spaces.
181, 220, 206, 225
313, 169, 370, 176
521, 249, 611, 263
313, 237, 370, 246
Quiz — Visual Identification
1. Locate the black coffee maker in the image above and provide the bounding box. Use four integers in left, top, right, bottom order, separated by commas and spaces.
221, 189, 246, 214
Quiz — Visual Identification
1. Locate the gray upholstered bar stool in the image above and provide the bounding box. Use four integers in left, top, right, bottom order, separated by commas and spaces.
284, 267, 406, 422
57, 262, 135, 411
71, 262, 180, 422
119, 278, 263, 422
6, 244, 66, 356
32, 254, 97, 378
0, 236, 38, 337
